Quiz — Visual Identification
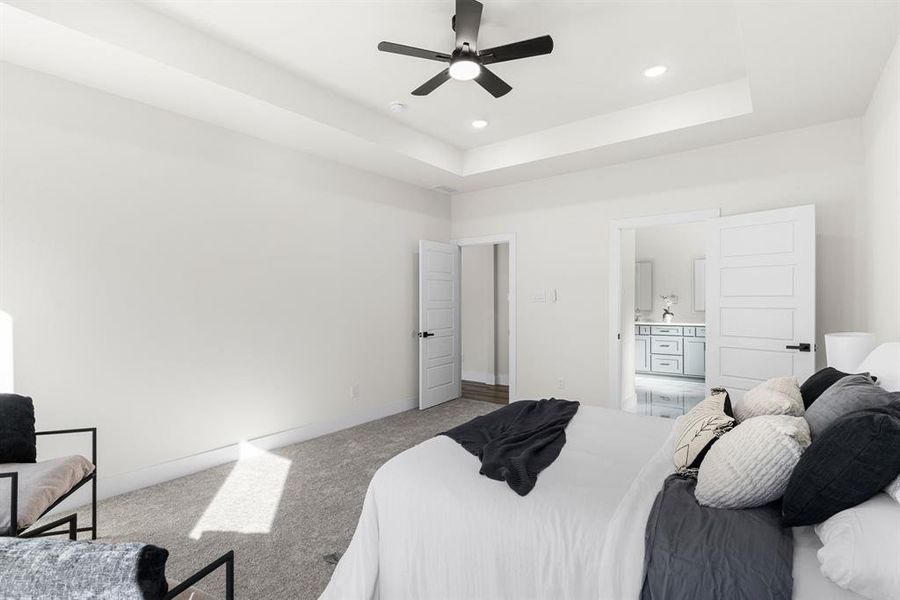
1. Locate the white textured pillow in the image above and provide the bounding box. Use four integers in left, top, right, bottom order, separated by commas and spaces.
886, 475, 900, 504
695, 415, 811, 509
734, 376, 804, 422
815, 493, 900, 600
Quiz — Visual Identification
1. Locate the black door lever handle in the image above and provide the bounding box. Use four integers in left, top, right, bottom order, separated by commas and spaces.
785, 343, 811, 352
418, 331, 435, 338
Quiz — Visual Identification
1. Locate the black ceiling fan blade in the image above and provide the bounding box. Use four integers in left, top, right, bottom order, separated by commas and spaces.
474, 66, 512, 98
378, 41, 451, 62
412, 69, 452, 96
454, 0, 483, 48
479, 35, 554, 65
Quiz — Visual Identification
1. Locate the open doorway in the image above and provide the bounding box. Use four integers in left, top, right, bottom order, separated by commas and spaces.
625, 221, 708, 417
609, 209, 719, 417
460, 243, 510, 405
417, 234, 517, 410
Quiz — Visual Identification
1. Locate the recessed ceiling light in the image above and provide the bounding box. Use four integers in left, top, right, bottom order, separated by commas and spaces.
388, 101, 407, 113
471, 119, 488, 129
643, 64, 668, 78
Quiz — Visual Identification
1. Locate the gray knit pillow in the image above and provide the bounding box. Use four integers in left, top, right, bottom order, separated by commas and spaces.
804, 374, 900, 438
0, 537, 169, 599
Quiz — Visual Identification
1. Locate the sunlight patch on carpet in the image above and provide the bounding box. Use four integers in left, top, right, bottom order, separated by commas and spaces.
190, 441, 291, 539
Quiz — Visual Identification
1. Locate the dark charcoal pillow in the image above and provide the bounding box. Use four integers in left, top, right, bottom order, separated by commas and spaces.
0, 394, 36, 463
782, 405, 900, 527
800, 367, 875, 409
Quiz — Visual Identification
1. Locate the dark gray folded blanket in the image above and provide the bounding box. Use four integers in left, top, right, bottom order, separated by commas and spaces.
641, 475, 793, 600
440, 398, 579, 496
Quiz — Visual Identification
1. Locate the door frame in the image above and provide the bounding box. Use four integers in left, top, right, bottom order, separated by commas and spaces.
608, 209, 719, 410
452, 234, 518, 402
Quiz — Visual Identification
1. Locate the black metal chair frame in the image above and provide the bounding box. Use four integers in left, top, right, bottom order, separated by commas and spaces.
165, 550, 235, 600
1, 427, 97, 539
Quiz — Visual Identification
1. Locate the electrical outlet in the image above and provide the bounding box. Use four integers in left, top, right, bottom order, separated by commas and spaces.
350, 384, 360, 400
557, 378, 566, 390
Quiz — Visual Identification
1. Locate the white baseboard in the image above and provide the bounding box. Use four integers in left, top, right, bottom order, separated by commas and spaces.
50, 396, 418, 515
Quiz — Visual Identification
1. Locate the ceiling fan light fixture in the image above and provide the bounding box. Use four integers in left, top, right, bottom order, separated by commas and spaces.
643, 64, 668, 78
449, 58, 481, 80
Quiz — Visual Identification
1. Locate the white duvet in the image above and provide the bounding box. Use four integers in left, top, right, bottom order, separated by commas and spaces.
321, 405, 864, 600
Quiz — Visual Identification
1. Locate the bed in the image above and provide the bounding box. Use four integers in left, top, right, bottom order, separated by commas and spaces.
320, 406, 865, 600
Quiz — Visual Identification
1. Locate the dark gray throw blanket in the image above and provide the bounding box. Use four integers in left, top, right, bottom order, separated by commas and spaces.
440, 398, 579, 496
641, 475, 793, 600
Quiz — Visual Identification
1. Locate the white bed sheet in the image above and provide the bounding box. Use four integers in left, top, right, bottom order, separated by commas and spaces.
321, 406, 674, 600
322, 405, 866, 600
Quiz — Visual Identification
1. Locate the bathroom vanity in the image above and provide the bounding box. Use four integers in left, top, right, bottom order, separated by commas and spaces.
634, 322, 706, 378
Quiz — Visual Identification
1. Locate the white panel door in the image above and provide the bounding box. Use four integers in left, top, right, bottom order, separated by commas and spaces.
419, 240, 461, 410
706, 205, 816, 404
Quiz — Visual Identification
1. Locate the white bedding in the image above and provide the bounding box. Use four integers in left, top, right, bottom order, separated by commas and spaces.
321, 405, 865, 600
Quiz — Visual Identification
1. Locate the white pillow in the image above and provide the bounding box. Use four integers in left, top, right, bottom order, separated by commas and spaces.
695, 415, 811, 509
734, 376, 804, 422
886, 475, 900, 504
815, 493, 900, 600
857, 342, 900, 392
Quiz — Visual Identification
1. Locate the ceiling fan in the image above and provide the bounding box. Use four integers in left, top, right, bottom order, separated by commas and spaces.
377, 0, 554, 98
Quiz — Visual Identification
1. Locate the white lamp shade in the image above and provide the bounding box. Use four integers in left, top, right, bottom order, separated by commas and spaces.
0, 311, 12, 393
825, 332, 876, 372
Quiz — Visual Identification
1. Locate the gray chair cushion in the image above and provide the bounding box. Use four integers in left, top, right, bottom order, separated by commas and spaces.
804, 374, 900, 438
0, 455, 94, 530
0, 537, 167, 599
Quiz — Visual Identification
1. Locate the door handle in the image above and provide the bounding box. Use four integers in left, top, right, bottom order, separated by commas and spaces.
418, 331, 435, 338
785, 343, 811, 352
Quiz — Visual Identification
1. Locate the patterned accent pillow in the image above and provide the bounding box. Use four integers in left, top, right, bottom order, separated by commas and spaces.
734, 376, 804, 422
673, 389, 735, 473
695, 415, 811, 509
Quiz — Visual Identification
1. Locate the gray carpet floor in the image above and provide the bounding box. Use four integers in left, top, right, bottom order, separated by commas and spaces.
67, 399, 497, 599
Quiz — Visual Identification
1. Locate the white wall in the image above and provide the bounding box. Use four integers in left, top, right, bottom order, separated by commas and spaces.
451, 118, 867, 406
0, 64, 450, 488
461, 244, 495, 383
863, 36, 900, 344
494, 244, 510, 385
635, 221, 707, 323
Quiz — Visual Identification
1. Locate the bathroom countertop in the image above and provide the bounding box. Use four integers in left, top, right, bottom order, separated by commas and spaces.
634, 321, 706, 327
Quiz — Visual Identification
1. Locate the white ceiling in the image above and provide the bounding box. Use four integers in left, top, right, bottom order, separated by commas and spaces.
1, 0, 898, 192
144, 0, 748, 150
